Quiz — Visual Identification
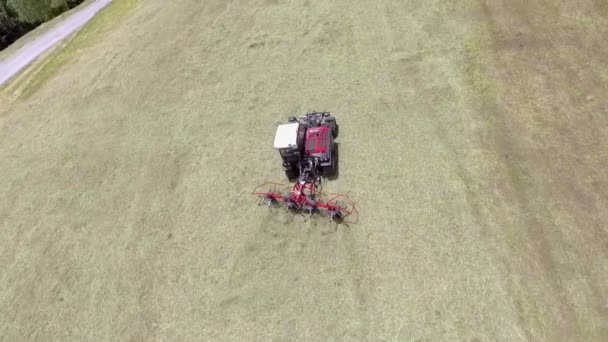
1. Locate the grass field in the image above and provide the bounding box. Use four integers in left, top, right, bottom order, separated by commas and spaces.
1, 0, 607, 340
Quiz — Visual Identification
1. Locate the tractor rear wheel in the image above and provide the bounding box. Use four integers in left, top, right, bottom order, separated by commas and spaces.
323, 153, 336, 176
285, 169, 298, 180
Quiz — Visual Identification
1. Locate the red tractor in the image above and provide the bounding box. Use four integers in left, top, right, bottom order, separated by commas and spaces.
254, 112, 357, 223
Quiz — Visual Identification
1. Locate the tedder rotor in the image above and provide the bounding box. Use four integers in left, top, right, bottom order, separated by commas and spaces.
253, 112, 357, 224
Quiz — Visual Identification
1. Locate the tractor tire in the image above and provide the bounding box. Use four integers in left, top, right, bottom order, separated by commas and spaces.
323, 154, 336, 176
285, 169, 298, 180
333, 124, 339, 138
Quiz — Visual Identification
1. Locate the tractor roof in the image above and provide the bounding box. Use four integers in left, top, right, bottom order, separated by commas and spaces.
273, 122, 300, 149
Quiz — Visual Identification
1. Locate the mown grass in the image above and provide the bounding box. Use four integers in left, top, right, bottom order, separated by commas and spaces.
459, 18, 555, 339
17, 0, 143, 99
1, 0, 607, 340
462, 37, 494, 99
460, 3, 608, 339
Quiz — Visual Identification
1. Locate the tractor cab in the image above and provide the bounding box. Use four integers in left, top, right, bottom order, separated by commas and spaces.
273, 122, 300, 151
273, 122, 305, 179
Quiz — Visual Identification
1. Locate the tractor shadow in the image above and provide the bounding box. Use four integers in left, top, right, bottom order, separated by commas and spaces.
326, 143, 340, 181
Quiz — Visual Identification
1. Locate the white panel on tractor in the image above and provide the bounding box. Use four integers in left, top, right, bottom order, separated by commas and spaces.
273, 122, 300, 149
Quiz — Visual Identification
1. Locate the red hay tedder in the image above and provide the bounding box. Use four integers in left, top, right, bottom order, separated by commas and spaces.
253, 112, 358, 224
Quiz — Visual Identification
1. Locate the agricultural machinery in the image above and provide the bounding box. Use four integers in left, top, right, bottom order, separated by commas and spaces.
253, 112, 357, 223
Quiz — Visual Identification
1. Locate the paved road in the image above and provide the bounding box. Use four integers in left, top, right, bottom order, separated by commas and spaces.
0, 0, 112, 86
